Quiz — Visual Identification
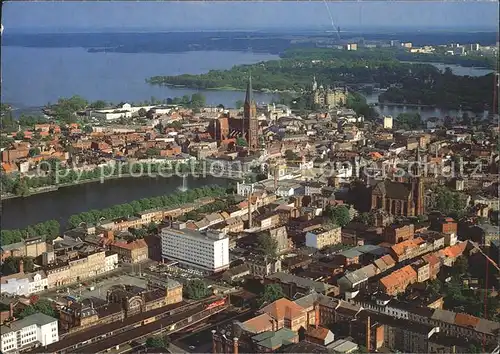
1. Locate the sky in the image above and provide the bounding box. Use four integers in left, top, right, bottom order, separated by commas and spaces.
2, 1, 499, 33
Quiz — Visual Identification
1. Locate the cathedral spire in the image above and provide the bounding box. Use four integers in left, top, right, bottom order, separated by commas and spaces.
245, 75, 254, 106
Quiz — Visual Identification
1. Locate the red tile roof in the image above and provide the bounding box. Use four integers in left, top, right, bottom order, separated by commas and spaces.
112, 239, 147, 250
260, 298, 305, 321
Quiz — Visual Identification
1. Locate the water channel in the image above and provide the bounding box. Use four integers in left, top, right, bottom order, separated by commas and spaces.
1, 175, 228, 231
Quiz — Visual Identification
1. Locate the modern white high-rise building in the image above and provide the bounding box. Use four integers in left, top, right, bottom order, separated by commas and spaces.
0, 313, 59, 352
161, 223, 230, 273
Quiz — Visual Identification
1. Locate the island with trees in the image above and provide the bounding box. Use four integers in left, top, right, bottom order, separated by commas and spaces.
147, 47, 494, 113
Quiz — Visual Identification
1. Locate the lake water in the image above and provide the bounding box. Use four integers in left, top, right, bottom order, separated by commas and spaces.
363, 92, 489, 120
401, 61, 494, 77
363, 61, 492, 120
1, 46, 279, 109
1, 175, 228, 231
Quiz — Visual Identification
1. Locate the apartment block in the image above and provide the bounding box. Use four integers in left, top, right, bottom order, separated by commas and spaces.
305, 226, 342, 249
161, 223, 229, 273
0, 313, 59, 352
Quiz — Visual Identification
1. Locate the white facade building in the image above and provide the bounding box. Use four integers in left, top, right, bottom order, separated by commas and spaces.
104, 252, 119, 273
383, 116, 393, 130
1, 277, 30, 297
28, 272, 48, 294
305, 226, 342, 249
161, 224, 230, 273
0, 272, 47, 297
0, 313, 59, 352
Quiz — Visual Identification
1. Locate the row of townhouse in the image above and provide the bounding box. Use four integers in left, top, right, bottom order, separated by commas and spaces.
96, 197, 215, 232
337, 239, 466, 299
354, 292, 500, 347
378, 241, 468, 296
1, 251, 119, 297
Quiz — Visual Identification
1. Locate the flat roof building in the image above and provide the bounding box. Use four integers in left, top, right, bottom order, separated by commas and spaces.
161, 223, 229, 273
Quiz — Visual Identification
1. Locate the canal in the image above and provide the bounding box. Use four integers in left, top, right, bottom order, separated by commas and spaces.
1, 175, 228, 231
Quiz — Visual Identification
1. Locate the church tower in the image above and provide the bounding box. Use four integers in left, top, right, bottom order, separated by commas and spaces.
412, 146, 425, 216
244, 76, 259, 151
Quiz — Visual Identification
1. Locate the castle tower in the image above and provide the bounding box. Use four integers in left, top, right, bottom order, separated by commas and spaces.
244, 76, 259, 151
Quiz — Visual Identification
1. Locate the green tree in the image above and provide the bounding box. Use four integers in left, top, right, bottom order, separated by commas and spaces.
183, 279, 210, 300
468, 344, 482, 353
326, 205, 351, 227
434, 187, 467, 215
1, 257, 20, 275
146, 148, 161, 157
395, 113, 422, 130
16, 299, 57, 319
257, 284, 285, 307
284, 150, 299, 162
89, 100, 107, 109
146, 336, 168, 348
452, 256, 469, 277
235, 100, 244, 109
427, 279, 442, 297
147, 222, 158, 233
14, 178, 30, 197
166, 121, 183, 130
190, 93, 206, 109
356, 212, 374, 226
131, 228, 148, 239
138, 108, 147, 117
68, 215, 84, 228
22, 257, 35, 273
28, 148, 41, 157
181, 95, 191, 105
257, 232, 278, 258
236, 137, 247, 147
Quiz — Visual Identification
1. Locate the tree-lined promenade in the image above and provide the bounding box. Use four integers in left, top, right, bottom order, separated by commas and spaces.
0, 185, 227, 246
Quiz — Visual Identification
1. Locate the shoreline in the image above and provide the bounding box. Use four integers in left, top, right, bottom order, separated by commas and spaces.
1, 172, 242, 201
147, 82, 298, 94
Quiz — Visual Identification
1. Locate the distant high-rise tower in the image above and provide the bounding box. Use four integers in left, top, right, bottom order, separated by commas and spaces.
244, 76, 259, 151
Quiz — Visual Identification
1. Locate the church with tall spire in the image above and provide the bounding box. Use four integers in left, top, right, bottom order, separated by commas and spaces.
243, 76, 259, 151
207, 76, 260, 152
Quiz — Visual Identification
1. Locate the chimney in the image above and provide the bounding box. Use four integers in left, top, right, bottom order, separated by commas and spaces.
106, 230, 114, 242
212, 329, 222, 353
225, 335, 232, 354
274, 165, 278, 191
233, 337, 239, 354
211, 330, 218, 354
366, 316, 371, 353
314, 301, 320, 329
247, 195, 252, 229
285, 306, 292, 323
18, 259, 24, 274
9, 302, 14, 318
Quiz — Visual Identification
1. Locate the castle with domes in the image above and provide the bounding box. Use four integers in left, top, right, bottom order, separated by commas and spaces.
310, 76, 348, 109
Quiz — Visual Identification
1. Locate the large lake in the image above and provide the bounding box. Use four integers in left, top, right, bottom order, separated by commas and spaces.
2, 46, 493, 112
1, 46, 279, 109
